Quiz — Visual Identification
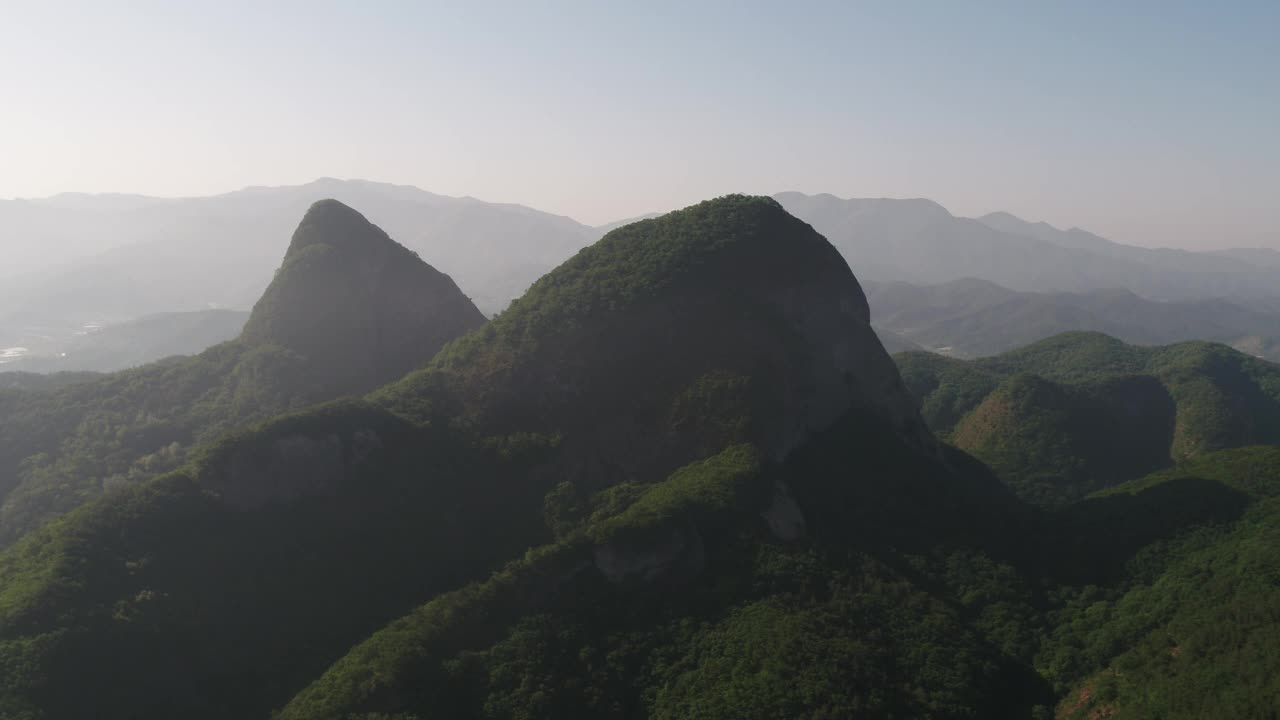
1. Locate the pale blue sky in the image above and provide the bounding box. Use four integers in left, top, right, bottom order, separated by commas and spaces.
1, 0, 1276, 248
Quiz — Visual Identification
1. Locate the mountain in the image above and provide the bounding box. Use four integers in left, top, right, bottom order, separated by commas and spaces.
241, 199, 486, 394
948, 372, 1175, 506
0, 309, 248, 373
873, 324, 927, 354
0, 195, 1040, 719
897, 332, 1280, 504
2, 196, 1279, 720
0, 200, 482, 542
380, 194, 929, 483
866, 277, 1280, 361
775, 192, 1280, 302
0, 179, 597, 338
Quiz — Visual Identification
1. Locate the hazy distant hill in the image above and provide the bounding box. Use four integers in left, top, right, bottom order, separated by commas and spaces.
776, 192, 1280, 301
9, 183, 1279, 379
0, 195, 177, 280
977, 210, 1256, 275
1, 309, 248, 373
0, 179, 598, 333
867, 277, 1280, 361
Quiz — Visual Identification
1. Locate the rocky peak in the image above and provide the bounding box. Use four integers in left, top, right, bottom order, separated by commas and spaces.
395, 194, 930, 486
241, 199, 486, 393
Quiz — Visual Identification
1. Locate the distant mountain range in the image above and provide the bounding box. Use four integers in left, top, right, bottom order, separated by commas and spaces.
0, 179, 598, 332
774, 192, 1280, 301
4, 182, 1278, 377
866, 277, 1280, 361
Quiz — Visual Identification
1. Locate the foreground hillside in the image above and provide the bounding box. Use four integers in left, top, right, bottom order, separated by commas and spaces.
1049, 447, 1280, 718
866, 277, 1280, 361
897, 332, 1280, 505
0, 197, 1277, 720
0, 200, 484, 543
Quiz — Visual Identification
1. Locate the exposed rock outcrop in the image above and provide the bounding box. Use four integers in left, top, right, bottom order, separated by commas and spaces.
593, 521, 707, 584
204, 428, 386, 511
761, 480, 806, 541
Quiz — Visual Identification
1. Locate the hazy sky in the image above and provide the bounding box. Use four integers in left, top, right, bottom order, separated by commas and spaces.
2, 1, 1276, 249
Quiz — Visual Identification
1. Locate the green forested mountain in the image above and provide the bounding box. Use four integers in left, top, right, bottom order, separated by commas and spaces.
1046, 446, 1280, 719
865, 277, 1280, 361
0, 200, 484, 543
0, 196, 1037, 719
0, 197, 1278, 720
897, 332, 1280, 505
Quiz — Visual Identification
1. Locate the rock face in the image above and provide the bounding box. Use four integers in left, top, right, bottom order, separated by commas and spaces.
761, 480, 806, 541
216, 433, 347, 510
416, 195, 932, 488
242, 199, 487, 394
201, 427, 390, 511
593, 521, 707, 584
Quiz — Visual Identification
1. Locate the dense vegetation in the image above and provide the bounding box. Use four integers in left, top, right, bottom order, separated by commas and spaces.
1046, 447, 1280, 718
0, 196, 1278, 720
897, 332, 1280, 504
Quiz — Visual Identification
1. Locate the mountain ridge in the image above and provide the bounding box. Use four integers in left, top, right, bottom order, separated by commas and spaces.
0, 199, 484, 540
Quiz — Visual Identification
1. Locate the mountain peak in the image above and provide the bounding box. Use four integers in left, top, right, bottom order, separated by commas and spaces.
242, 200, 486, 392
282, 198, 396, 258
384, 194, 926, 485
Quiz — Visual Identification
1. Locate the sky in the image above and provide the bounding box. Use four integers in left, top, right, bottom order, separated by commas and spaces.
1, 0, 1276, 249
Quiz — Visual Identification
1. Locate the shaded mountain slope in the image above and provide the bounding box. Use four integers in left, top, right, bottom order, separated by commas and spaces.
241, 199, 486, 393
7, 196, 1278, 720
279, 427, 1039, 720
0, 195, 1041, 720
381, 194, 929, 486
1044, 446, 1280, 719
0, 200, 483, 542
949, 373, 1174, 506
897, 332, 1280, 504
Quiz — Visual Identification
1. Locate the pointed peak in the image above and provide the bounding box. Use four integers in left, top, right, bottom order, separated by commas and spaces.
241, 202, 486, 392
284, 199, 388, 257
